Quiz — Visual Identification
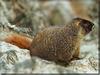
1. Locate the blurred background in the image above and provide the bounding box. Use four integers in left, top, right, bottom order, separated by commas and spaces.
0, 0, 99, 41
0, 0, 99, 73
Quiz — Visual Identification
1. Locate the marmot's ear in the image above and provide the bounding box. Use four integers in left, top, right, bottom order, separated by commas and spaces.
79, 19, 94, 34
72, 17, 83, 26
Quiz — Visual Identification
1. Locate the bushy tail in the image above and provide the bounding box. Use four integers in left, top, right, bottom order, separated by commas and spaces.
0, 32, 32, 49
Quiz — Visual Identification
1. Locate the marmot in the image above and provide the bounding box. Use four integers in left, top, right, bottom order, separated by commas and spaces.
0, 18, 94, 65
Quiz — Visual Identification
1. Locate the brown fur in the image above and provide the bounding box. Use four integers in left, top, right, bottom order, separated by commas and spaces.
1, 18, 94, 65
29, 18, 94, 64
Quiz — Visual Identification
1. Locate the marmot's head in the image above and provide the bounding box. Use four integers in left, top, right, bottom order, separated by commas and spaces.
73, 18, 94, 35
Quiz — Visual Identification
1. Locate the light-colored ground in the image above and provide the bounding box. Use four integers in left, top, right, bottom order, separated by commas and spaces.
0, 41, 98, 74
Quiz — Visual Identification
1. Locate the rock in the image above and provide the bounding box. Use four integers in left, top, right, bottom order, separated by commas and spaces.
0, 41, 98, 74
0, 42, 33, 73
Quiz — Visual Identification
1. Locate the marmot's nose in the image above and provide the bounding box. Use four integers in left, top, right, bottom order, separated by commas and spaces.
87, 21, 94, 32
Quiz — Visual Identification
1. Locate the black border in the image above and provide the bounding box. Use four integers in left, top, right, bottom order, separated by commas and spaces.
0, 0, 100, 75
98, 0, 100, 74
